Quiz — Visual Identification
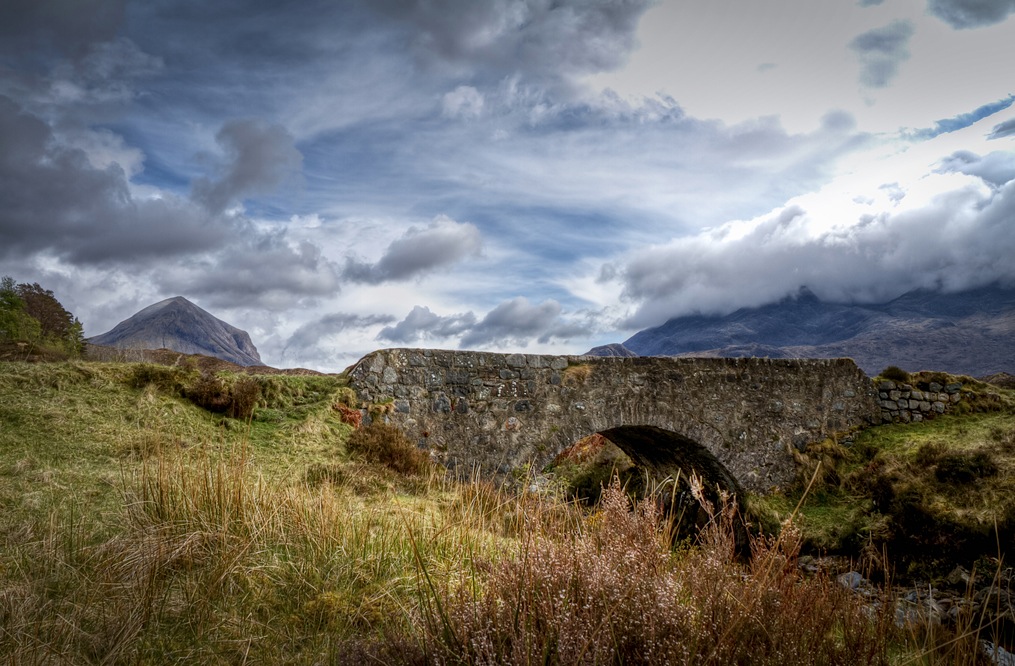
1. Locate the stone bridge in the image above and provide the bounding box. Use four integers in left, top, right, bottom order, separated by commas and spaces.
347, 349, 881, 495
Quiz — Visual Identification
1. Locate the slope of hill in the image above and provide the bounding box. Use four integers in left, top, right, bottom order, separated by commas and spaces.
605, 284, 1015, 376
88, 296, 263, 366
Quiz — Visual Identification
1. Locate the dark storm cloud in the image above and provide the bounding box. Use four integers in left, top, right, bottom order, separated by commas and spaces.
849, 20, 914, 88
158, 232, 343, 310
284, 312, 396, 355
377, 306, 477, 344
937, 150, 1015, 187
0, 0, 127, 58
616, 179, 1015, 329
927, 0, 1015, 28
343, 216, 482, 284
460, 297, 563, 348
989, 118, 1015, 139
192, 119, 303, 214
0, 95, 228, 264
371, 0, 653, 84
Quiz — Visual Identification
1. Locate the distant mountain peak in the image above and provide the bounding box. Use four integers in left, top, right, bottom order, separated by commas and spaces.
88, 297, 262, 366
613, 284, 1015, 376
793, 286, 819, 302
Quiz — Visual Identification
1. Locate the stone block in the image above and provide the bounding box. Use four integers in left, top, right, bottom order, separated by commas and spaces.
929, 382, 943, 393
932, 401, 946, 413
878, 380, 896, 391
507, 354, 527, 368
919, 401, 931, 412
889, 390, 901, 401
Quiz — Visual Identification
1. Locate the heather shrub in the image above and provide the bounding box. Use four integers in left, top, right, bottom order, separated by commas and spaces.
416, 478, 895, 665
346, 422, 431, 475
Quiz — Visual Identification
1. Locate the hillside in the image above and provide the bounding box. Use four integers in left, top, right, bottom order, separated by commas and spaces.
0, 359, 1012, 661
610, 284, 1015, 376
88, 296, 263, 366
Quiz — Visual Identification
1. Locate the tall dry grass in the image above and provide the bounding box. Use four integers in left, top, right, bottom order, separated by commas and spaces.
1, 438, 1005, 664
0, 439, 496, 663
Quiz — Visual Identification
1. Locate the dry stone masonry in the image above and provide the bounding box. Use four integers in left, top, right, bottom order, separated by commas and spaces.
347, 349, 882, 494
876, 379, 965, 423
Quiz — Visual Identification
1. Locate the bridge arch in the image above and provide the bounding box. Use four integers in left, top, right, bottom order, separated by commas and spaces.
346, 348, 880, 493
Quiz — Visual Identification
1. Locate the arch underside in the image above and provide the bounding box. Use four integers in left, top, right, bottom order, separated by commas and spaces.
592, 425, 744, 503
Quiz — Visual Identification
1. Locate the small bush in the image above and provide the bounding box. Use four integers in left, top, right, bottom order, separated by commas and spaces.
345, 422, 431, 476
183, 373, 262, 419
333, 403, 363, 428
880, 365, 910, 383
228, 377, 261, 420
934, 451, 999, 484
185, 373, 231, 413
913, 441, 947, 467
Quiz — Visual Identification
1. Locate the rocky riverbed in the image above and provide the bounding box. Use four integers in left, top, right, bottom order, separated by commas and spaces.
800, 556, 1015, 662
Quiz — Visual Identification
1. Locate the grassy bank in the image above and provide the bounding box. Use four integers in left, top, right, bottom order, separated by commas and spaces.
0, 360, 1006, 663
758, 372, 1015, 581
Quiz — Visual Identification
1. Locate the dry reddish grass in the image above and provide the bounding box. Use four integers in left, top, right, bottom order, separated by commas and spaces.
411, 479, 897, 666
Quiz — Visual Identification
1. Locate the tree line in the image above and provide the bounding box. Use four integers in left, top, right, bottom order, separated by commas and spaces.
0, 276, 84, 357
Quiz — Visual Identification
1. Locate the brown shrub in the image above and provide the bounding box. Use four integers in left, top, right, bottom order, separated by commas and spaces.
333, 403, 363, 428
185, 373, 261, 420
228, 377, 261, 420
185, 373, 231, 413
345, 422, 431, 476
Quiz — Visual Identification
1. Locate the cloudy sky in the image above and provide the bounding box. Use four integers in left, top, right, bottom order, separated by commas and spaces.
2, 0, 1014, 370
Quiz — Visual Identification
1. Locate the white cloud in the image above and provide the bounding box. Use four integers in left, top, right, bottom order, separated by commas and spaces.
442, 85, 485, 119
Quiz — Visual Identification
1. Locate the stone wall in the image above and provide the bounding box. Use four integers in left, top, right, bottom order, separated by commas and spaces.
877, 379, 965, 423
347, 349, 881, 494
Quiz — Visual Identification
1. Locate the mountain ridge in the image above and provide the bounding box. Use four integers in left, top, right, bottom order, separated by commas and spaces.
591, 284, 1015, 376
88, 297, 263, 367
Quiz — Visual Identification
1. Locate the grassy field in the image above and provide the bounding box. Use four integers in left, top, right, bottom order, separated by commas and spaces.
0, 360, 1009, 663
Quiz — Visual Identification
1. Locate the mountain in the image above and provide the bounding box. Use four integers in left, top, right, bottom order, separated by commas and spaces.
88, 297, 263, 367
585, 343, 638, 357
593, 284, 1015, 376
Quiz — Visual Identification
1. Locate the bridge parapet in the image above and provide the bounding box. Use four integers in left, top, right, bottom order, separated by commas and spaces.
347, 349, 880, 493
